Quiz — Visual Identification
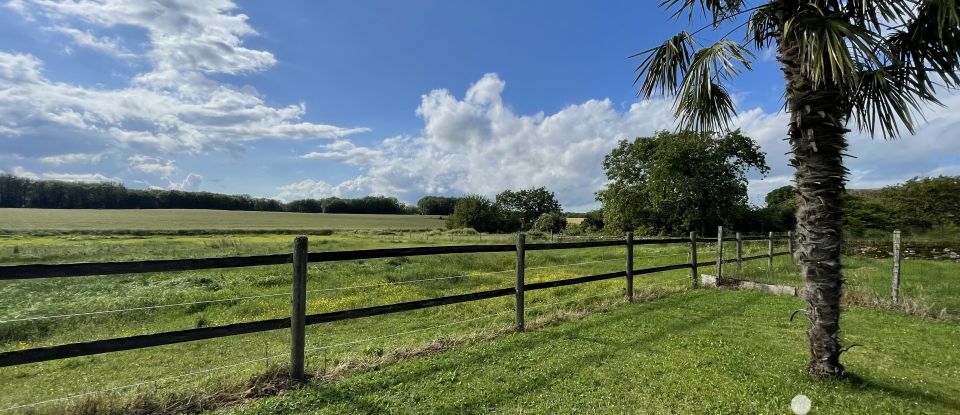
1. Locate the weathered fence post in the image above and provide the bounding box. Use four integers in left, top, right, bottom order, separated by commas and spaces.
625, 232, 634, 302
892, 229, 902, 303
768, 231, 774, 270
515, 233, 526, 332
690, 231, 698, 289
716, 226, 724, 284
787, 231, 794, 256
290, 236, 308, 381
735, 232, 743, 273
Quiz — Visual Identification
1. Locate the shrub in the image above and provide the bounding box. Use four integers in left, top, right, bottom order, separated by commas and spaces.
446, 195, 519, 233
532, 212, 567, 233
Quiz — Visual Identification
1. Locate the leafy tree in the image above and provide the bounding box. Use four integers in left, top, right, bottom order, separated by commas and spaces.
597, 130, 767, 235
883, 176, 960, 230
495, 187, 562, 230
634, 0, 960, 377
446, 195, 519, 233
532, 212, 568, 233
416, 196, 461, 215
580, 209, 605, 233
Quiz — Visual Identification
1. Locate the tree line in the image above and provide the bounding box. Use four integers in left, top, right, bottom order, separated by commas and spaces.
0, 175, 412, 214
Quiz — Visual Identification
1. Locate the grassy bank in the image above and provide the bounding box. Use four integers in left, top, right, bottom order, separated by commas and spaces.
234, 290, 960, 414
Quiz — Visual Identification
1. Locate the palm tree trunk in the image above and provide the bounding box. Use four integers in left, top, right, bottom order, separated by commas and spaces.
778, 23, 848, 379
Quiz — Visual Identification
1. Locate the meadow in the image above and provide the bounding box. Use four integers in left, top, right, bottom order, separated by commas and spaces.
0, 215, 957, 414
0, 208, 445, 233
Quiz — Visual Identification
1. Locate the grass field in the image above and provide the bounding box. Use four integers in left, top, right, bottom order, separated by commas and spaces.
1, 225, 958, 413
0, 209, 445, 233
235, 290, 960, 414
0, 232, 704, 412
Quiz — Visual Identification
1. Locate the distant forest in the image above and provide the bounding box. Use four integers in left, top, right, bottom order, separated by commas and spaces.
0, 174, 409, 214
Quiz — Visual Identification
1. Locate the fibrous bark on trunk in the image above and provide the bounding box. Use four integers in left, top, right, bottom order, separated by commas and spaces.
777, 9, 848, 379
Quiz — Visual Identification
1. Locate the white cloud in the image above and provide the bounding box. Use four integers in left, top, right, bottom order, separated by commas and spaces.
166, 173, 202, 191
10, 166, 119, 183
288, 73, 960, 209
38, 152, 105, 165
46, 25, 136, 59
0, 1, 368, 155
127, 155, 176, 178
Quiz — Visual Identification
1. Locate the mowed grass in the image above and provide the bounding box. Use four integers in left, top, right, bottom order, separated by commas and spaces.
0, 233, 704, 412
235, 290, 960, 415
0, 208, 445, 233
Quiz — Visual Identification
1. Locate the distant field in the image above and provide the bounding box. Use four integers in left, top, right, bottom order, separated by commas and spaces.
0, 209, 445, 233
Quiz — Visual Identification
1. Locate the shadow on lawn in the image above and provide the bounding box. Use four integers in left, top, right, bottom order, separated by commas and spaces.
277, 290, 762, 414
844, 373, 960, 412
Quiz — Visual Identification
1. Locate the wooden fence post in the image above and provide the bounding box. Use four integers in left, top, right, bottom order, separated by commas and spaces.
892, 230, 902, 303
515, 233, 526, 332
716, 226, 724, 284
690, 231, 698, 288
626, 232, 634, 302
735, 232, 743, 273
290, 236, 308, 381
767, 232, 774, 270
787, 231, 794, 256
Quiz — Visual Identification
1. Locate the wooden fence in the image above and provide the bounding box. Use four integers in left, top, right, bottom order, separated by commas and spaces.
0, 229, 791, 381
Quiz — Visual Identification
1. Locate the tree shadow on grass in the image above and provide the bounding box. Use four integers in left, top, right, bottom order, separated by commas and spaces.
843, 372, 960, 412
279, 290, 763, 414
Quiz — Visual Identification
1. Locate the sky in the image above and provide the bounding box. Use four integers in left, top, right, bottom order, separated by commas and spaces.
1, 0, 958, 212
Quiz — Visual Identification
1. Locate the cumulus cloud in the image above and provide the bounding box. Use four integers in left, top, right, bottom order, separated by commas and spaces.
0, 0, 368, 155
127, 155, 176, 178
287, 73, 960, 210
166, 173, 203, 191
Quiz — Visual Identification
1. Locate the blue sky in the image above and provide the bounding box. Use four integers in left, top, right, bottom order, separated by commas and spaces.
1, 0, 958, 211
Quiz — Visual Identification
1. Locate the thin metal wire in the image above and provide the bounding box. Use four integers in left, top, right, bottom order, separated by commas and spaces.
526, 289, 622, 311
1, 352, 289, 413
304, 268, 514, 294
304, 309, 513, 354
0, 292, 292, 324
525, 257, 621, 271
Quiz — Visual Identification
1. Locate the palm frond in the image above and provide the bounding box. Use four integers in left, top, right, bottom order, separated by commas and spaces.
747, 4, 778, 50
888, 0, 960, 88
849, 66, 937, 138
783, 8, 888, 88
673, 41, 753, 132
843, 0, 915, 32
659, 0, 746, 24
633, 32, 697, 98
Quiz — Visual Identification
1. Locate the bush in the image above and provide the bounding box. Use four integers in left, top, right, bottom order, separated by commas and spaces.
446, 195, 520, 233
532, 212, 567, 233
581, 210, 604, 233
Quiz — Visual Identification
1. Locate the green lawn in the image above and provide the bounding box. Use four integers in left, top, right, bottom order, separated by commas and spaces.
0, 208, 445, 233
234, 290, 960, 415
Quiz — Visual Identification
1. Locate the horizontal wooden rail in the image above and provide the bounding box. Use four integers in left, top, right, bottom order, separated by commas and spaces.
525, 238, 687, 251
0, 245, 517, 280
694, 251, 790, 268
696, 236, 786, 243
0, 287, 516, 367
307, 244, 515, 262
524, 263, 691, 291
0, 254, 291, 280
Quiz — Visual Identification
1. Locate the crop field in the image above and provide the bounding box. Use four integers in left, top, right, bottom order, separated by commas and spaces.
0, 209, 445, 233
1, 226, 957, 413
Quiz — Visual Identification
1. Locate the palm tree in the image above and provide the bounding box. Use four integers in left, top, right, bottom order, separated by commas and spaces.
634, 0, 959, 378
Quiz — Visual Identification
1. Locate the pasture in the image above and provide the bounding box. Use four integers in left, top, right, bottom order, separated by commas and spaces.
0, 213, 957, 414
0, 209, 445, 233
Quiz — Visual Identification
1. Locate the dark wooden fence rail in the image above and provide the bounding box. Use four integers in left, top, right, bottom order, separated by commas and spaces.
0, 228, 792, 379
